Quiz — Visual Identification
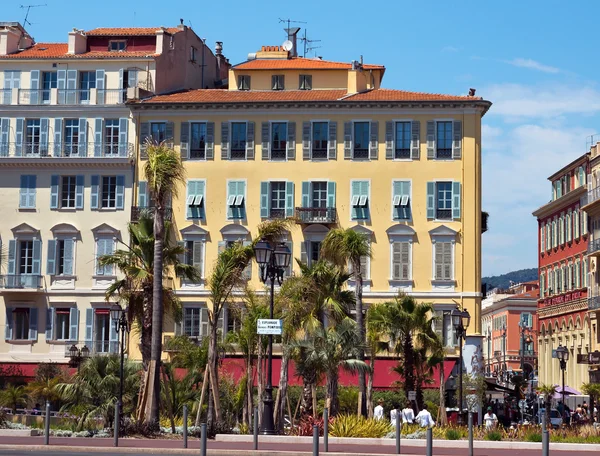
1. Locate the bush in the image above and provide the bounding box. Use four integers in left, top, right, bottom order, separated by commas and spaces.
0, 409, 7, 429
524, 432, 542, 442
329, 414, 392, 438
445, 428, 461, 440
485, 430, 502, 441
293, 416, 325, 436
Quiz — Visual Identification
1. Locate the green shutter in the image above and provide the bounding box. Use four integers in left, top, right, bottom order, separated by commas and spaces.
285, 181, 294, 217
302, 181, 310, 208
327, 181, 336, 208
426, 182, 435, 219
138, 181, 147, 208
260, 181, 269, 218
50, 175, 59, 209
452, 182, 461, 219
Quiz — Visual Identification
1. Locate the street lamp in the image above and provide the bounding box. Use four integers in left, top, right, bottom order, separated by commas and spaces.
556, 344, 569, 417
253, 239, 291, 435
68, 344, 90, 372
110, 304, 129, 439
451, 307, 470, 425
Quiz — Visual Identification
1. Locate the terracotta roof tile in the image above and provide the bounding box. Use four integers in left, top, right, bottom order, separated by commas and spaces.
234, 57, 385, 71
136, 88, 484, 104
86, 27, 181, 36
0, 43, 157, 59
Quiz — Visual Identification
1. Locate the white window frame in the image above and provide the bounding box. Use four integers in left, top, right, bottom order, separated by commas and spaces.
432, 118, 455, 161
392, 118, 414, 161
391, 178, 412, 222
229, 120, 249, 161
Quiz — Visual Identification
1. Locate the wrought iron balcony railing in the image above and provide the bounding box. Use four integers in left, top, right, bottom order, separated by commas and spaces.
295, 207, 337, 224
1, 274, 43, 289
0, 142, 133, 159
589, 238, 600, 255
1, 88, 127, 105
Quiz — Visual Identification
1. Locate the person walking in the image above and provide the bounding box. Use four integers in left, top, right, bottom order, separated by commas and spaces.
374, 399, 385, 421
401, 402, 415, 424
390, 408, 398, 427
484, 406, 498, 429
415, 404, 435, 428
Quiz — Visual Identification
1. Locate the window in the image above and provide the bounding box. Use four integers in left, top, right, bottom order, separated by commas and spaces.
353, 122, 370, 159
270, 122, 287, 160
312, 122, 328, 159
12, 308, 30, 340
183, 306, 208, 338
436, 121, 453, 158
79, 71, 96, 103
435, 182, 453, 220
392, 242, 411, 280
227, 180, 246, 219
395, 122, 411, 159
61, 176, 76, 208
47, 239, 75, 276
150, 122, 167, 143
19, 240, 34, 274
269, 181, 286, 219
435, 309, 458, 348
19, 175, 36, 209
186, 180, 205, 219
64, 119, 79, 156
299, 74, 312, 90
190, 122, 207, 159
230, 122, 247, 160
271, 75, 284, 90
95, 238, 115, 276
348, 250, 370, 281
104, 119, 120, 156
101, 176, 117, 208
184, 240, 204, 277
351, 180, 370, 220
434, 241, 453, 280
25, 119, 41, 155
309, 241, 321, 266
190, 46, 197, 62
109, 40, 126, 52
392, 181, 411, 220
41, 72, 57, 103
237, 75, 251, 90
55, 308, 71, 340
94, 310, 111, 353
312, 182, 327, 209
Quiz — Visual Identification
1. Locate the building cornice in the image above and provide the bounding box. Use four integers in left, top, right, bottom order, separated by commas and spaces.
532, 186, 585, 219
538, 297, 588, 319
0, 158, 133, 168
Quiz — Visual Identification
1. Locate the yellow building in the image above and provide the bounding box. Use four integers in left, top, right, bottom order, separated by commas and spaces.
129, 44, 491, 357
0, 22, 226, 372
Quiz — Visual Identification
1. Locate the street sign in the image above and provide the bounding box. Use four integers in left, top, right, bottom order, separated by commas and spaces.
257, 319, 283, 335
577, 351, 600, 365
519, 400, 527, 410
408, 391, 416, 401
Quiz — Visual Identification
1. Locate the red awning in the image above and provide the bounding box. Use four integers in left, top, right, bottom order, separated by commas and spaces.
95, 309, 109, 315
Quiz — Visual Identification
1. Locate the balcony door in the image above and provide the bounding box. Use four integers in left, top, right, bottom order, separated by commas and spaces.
94, 310, 111, 353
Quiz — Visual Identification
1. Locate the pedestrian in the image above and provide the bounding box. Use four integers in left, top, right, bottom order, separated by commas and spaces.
390, 408, 398, 428
374, 399, 385, 421
484, 406, 498, 429
401, 402, 415, 424
415, 404, 435, 428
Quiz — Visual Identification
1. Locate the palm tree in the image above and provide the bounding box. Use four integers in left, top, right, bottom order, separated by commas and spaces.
100, 213, 199, 369
143, 141, 186, 425
321, 228, 371, 415
365, 304, 393, 418
537, 383, 557, 424
0, 385, 27, 413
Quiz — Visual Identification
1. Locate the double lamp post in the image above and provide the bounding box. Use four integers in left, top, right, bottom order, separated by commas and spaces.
110, 304, 129, 438
451, 307, 471, 425
556, 344, 569, 416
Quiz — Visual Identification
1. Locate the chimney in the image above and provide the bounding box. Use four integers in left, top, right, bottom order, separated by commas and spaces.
347, 61, 367, 94
67, 28, 87, 55
215, 41, 223, 55
155, 27, 167, 55
178, 18, 186, 31
284, 27, 301, 57
0, 25, 22, 55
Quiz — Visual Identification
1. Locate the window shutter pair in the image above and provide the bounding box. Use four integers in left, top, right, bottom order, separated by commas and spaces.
351, 180, 369, 220
392, 181, 411, 220
19, 175, 36, 209
434, 242, 452, 280
182, 240, 204, 277
392, 242, 410, 280
227, 181, 245, 219
186, 180, 205, 219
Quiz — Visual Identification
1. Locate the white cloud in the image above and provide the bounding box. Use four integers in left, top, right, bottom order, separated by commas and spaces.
505, 58, 560, 74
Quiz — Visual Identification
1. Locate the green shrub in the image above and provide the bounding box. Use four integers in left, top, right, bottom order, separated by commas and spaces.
445, 428, 461, 440
485, 430, 502, 441
525, 432, 542, 443
329, 414, 393, 438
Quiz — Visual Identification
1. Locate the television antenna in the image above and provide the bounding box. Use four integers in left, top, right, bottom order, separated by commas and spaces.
278, 17, 307, 35
20, 3, 47, 27
300, 29, 322, 58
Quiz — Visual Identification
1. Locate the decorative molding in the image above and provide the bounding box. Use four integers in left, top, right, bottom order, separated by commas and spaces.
538, 298, 588, 319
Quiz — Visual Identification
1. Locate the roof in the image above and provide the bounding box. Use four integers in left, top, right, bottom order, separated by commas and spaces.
0, 42, 157, 59
512, 289, 540, 299
85, 27, 181, 36
234, 56, 385, 71
135, 88, 486, 104
547, 152, 588, 181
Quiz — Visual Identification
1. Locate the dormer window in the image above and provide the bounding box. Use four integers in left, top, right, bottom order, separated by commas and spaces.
108, 40, 126, 52
238, 75, 251, 91
272, 75, 285, 90
299, 74, 312, 90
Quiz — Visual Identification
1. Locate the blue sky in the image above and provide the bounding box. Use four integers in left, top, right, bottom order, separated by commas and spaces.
5, 0, 600, 276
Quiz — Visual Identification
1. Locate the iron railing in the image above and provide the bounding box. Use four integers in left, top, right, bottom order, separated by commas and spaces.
270, 149, 287, 160
269, 208, 286, 219
437, 148, 453, 159
131, 206, 173, 222
230, 148, 246, 160
588, 186, 600, 207
0, 142, 133, 158
17, 89, 50, 105
395, 148, 411, 159
0, 89, 11, 104
589, 296, 600, 310
311, 148, 328, 160
589, 238, 600, 255
295, 207, 337, 224
436, 209, 452, 220
64, 340, 119, 356
1, 274, 43, 289
353, 148, 369, 159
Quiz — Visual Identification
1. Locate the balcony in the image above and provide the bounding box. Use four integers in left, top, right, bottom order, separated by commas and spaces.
295, 207, 337, 224
0, 88, 127, 106
588, 186, 600, 207
0, 89, 11, 104
1, 274, 43, 289
589, 238, 600, 255
0, 142, 133, 159
589, 296, 600, 310
131, 206, 173, 222
64, 340, 118, 356
521, 349, 536, 357
269, 208, 286, 219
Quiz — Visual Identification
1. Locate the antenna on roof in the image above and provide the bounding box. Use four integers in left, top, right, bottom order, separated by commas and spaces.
300, 29, 322, 58
279, 18, 305, 58
20, 3, 47, 27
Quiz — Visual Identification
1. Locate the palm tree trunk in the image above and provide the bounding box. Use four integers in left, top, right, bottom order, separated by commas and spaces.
367, 355, 375, 418
327, 371, 339, 416
403, 335, 415, 399
354, 260, 366, 417
207, 319, 221, 425
312, 383, 318, 418
275, 350, 289, 431
141, 284, 153, 370
245, 354, 253, 427
147, 210, 165, 425
301, 378, 313, 416
438, 360, 448, 425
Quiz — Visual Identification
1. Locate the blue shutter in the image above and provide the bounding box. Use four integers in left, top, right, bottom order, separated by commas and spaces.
78, 118, 87, 156
54, 118, 63, 157
400, 181, 411, 220
66, 70, 77, 104
57, 69, 66, 104
327, 181, 336, 209
4, 308, 12, 340
32, 240, 41, 275
260, 181, 269, 218
138, 181, 147, 207
180, 122, 189, 159
28, 308, 38, 341
84, 309, 93, 348
426, 182, 435, 219
91, 175, 99, 209
351, 181, 360, 219
75, 175, 84, 209
96, 239, 105, 275
29, 70, 40, 104
94, 118, 103, 157
302, 181, 310, 208
186, 180, 196, 219
115, 175, 125, 209
7, 240, 16, 274
50, 175, 59, 209
45, 307, 54, 341
119, 118, 128, 157
238, 181, 246, 219
19, 175, 28, 208
40, 118, 49, 156
285, 181, 294, 217
63, 239, 74, 275
197, 181, 205, 219
0, 118, 9, 157
96, 69, 105, 104
393, 181, 401, 221
227, 181, 236, 219
452, 182, 461, 220
46, 239, 57, 275
69, 308, 79, 342
15, 118, 24, 156
27, 175, 36, 209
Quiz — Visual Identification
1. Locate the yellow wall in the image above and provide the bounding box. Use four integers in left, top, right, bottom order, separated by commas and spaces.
230, 69, 350, 91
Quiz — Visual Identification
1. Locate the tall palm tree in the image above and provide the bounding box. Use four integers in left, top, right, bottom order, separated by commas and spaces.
100, 213, 199, 369
144, 141, 186, 425
365, 304, 393, 418
321, 228, 371, 415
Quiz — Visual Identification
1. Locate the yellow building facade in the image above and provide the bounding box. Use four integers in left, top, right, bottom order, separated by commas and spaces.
129, 46, 491, 356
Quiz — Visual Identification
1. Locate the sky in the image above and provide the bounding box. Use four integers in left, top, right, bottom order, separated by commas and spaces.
5, 0, 600, 277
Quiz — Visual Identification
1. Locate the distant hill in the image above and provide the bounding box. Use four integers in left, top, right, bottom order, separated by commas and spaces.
482, 268, 538, 290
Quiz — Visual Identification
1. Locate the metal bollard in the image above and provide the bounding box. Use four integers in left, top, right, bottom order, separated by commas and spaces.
395, 410, 401, 454
113, 402, 120, 447
426, 427, 433, 456
323, 408, 329, 453
253, 407, 258, 450
183, 405, 188, 449
44, 401, 50, 446
200, 423, 207, 456
313, 425, 319, 456
468, 412, 473, 456
542, 412, 549, 456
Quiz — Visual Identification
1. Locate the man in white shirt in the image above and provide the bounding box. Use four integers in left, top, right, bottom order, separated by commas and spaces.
415, 404, 435, 428
390, 408, 398, 427
374, 399, 384, 421
401, 402, 415, 424
484, 406, 498, 429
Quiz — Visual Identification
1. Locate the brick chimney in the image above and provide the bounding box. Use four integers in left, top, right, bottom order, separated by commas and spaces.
67, 28, 87, 55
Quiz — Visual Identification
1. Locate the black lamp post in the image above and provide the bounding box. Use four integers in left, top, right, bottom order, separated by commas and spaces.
451, 307, 471, 425
556, 344, 569, 417
253, 239, 291, 435
486, 327, 491, 376
68, 344, 90, 372
518, 321, 533, 371
110, 304, 129, 439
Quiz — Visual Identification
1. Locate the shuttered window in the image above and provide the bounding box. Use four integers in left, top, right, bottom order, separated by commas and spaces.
19, 175, 36, 209
238, 75, 251, 90
392, 242, 411, 280
351, 180, 369, 220
184, 240, 204, 277
227, 180, 246, 219
95, 238, 114, 276
395, 122, 411, 159
434, 242, 453, 281
186, 180, 205, 220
